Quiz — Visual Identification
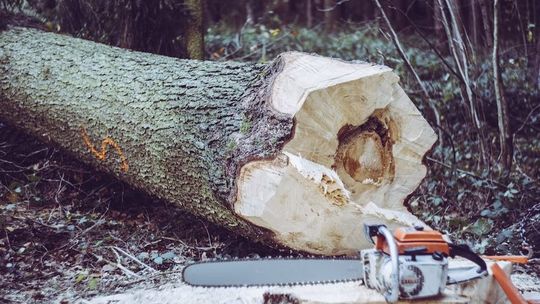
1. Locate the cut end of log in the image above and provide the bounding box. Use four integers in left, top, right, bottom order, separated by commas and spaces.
234, 53, 437, 255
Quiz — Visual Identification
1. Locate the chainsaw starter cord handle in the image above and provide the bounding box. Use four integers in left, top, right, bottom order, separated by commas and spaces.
449, 243, 488, 273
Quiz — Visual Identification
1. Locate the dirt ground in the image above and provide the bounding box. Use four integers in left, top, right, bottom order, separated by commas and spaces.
0, 125, 539, 304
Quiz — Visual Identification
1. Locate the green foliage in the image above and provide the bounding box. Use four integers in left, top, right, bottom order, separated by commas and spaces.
207, 24, 396, 64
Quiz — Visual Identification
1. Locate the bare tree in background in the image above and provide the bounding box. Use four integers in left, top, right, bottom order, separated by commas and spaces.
492, 0, 513, 172
185, 0, 205, 60
306, 0, 313, 28
373, 0, 443, 150
468, 1, 480, 50
437, 0, 486, 162
324, 0, 336, 32
478, 0, 492, 48
536, 35, 540, 89
433, 0, 444, 45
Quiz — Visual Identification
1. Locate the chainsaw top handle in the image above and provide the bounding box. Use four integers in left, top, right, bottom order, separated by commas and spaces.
365, 225, 400, 303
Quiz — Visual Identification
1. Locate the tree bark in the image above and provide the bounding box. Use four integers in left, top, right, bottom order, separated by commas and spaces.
0, 27, 437, 255
184, 0, 205, 60
468, 0, 480, 50
245, 0, 255, 25
306, 0, 313, 28
478, 0, 492, 48
323, 0, 337, 32
433, 0, 444, 46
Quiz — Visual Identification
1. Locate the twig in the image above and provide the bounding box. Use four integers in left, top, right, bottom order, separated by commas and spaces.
90, 252, 129, 279
514, 103, 540, 134
442, 0, 488, 165
161, 236, 216, 251
53, 172, 65, 204
391, 4, 461, 81
199, 220, 213, 248
4, 229, 11, 251
317, 0, 351, 12
119, 269, 184, 287
426, 157, 507, 189
110, 247, 142, 278
112, 246, 158, 273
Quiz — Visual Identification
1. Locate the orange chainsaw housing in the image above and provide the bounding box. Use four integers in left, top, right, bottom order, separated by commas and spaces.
376, 227, 450, 255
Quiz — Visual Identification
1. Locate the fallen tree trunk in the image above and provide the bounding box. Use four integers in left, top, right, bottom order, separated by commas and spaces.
0, 27, 437, 255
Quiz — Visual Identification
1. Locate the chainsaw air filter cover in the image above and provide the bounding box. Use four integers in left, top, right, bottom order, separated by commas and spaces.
377, 226, 450, 256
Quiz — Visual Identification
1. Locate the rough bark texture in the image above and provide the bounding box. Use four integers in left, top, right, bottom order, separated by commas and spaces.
0, 26, 292, 245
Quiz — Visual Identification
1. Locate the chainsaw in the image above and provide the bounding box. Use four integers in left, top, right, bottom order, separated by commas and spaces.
182, 224, 488, 303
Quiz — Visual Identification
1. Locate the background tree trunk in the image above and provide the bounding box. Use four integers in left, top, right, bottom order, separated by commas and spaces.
493, 0, 513, 172
433, 0, 445, 46
323, 0, 336, 32
306, 0, 313, 28
467, 1, 480, 50
184, 0, 205, 60
478, 0, 492, 48
0, 27, 437, 255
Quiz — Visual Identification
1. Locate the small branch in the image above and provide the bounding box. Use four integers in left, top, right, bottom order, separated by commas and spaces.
391, 4, 461, 81
515, 104, 540, 134
317, 0, 351, 12
437, 0, 486, 163
426, 157, 507, 189
112, 246, 158, 273
110, 247, 142, 278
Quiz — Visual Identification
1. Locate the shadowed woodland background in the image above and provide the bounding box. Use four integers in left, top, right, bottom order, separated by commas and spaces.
0, 0, 539, 302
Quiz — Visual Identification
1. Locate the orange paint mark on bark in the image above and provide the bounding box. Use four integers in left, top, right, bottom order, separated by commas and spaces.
81, 127, 129, 172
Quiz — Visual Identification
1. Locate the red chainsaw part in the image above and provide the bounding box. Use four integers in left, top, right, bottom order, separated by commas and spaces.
484, 256, 529, 264
491, 263, 528, 304
376, 227, 450, 255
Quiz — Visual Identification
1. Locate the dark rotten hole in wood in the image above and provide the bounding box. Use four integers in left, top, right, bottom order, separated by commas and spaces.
333, 115, 395, 184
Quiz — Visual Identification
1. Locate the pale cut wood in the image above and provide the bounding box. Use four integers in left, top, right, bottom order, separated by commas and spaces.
235, 53, 437, 254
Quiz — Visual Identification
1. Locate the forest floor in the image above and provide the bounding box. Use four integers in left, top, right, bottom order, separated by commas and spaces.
0, 123, 539, 304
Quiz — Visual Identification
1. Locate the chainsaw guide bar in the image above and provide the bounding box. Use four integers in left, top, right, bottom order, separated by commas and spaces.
182, 256, 364, 287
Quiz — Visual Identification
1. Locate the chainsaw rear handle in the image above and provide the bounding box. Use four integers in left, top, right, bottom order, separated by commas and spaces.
446, 243, 488, 284
448, 243, 488, 273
